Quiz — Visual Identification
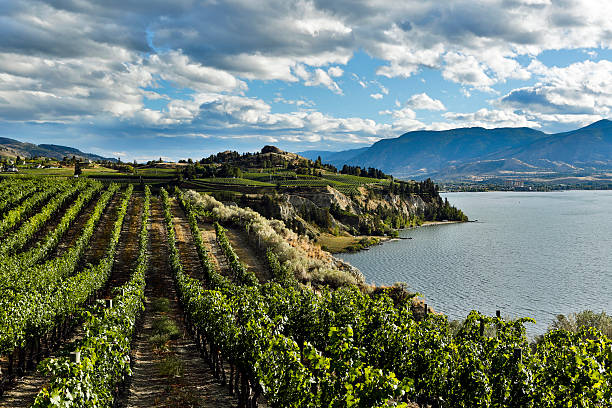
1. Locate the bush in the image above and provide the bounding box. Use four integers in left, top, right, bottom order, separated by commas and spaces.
183, 189, 365, 286
549, 310, 612, 338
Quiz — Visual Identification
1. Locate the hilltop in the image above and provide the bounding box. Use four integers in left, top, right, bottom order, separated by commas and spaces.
173, 146, 467, 251
0, 137, 115, 162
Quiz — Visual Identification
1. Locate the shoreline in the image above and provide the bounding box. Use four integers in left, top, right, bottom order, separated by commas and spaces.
415, 220, 463, 227
323, 220, 466, 254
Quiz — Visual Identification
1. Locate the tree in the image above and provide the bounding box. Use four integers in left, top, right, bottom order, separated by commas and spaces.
74, 162, 82, 176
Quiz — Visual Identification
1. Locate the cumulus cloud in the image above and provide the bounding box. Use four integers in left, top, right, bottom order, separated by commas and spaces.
148, 51, 247, 93
370, 93, 383, 100
379, 105, 427, 131
405, 93, 446, 111
494, 59, 612, 128
499, 59, 612, 116
304, 68, 343, 94
443, 108, 541, 128
442, 52, 496, 91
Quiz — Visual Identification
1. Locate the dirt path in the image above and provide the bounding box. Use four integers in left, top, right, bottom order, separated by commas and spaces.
170, 199, 205, 281
120, 197, 237, 408
198, 222, 231, 279
81, 190, 122, 266
55, 188, 116, 257
224, 228, 269, 283
105, 194, 143, 295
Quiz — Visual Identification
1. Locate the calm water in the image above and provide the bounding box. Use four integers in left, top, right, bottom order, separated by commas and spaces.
338, 191, 612, 336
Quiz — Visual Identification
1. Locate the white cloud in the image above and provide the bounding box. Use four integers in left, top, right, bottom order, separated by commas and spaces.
442, 52, 495, 91
293, 64, 310, 80
498, 59, 612, 119
443, 108, 541, 128
370, 93, 383, 100
406, 93, 446, 111
273, 96, 315, 108
328, 66, 344, 77
304, 68, 343, 94
148, 51, 246, 93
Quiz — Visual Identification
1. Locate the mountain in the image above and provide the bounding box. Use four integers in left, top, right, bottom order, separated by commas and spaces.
302, 120, 612, 182
489, 120, 612, 169
0, 137, 114, 162
300, 147, 369, 166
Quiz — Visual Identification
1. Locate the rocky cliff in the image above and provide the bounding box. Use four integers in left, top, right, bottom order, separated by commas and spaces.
273, 185, 430, 237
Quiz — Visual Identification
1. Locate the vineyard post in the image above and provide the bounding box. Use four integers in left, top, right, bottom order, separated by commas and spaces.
424, 303, 428, 318
17, 345, 26, 374
496, 310, 501, 318
480, 319, 485, 337
70, 350, 81, 364
7, 351, 13, 377
105, 298, 113, 308
513, 348, 522, 364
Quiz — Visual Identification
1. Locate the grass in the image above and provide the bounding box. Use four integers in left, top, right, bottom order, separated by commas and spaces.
150, 297, 171, 313
278, 179, 341, 187
151, 316, 182, 340
317, 233, 383, 253
17, 168, 74, 176
148, 301, 182, 350
157, 354, 184, 378
196, 177, 275, 186
321, 173, 390, 185
135, 167, 179, 176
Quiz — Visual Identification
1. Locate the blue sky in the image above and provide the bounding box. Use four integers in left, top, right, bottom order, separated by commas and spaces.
0, 0, 610, 161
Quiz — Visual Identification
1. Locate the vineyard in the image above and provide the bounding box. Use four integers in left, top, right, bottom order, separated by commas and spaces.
180, 170, 391, 196
0, 177, 610, 407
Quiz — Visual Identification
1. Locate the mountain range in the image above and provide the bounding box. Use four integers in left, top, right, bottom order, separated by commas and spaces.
301, 120, 612, 183
0, 137, 114, 162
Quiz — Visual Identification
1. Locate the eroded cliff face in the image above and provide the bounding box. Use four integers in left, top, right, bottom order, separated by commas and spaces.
275, 186, 430, 235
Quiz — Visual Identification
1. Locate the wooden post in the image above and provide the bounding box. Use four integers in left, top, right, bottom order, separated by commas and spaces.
496, 310, 501, 318
7, 351, 13, 377
423, 304, 428, 318
513, 347, 522, 363
70, 351, 81, 364
105, 299, 113, 309
480, 320, 485, 337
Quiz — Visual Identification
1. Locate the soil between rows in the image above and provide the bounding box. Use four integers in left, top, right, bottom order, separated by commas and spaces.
119, 197, 237, 408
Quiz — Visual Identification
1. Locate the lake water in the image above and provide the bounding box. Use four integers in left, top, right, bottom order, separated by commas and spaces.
338, 191, 612, 336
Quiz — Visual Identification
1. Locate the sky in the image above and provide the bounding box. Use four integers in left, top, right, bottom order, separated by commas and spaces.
0, 0, 611, 162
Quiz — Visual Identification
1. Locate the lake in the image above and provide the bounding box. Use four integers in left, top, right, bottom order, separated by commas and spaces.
338, 191, 612, 336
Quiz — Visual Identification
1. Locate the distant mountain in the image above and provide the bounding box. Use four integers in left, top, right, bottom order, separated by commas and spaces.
302, 120, 612, 182
0, 137, 114, 162
300, 147, 369, 166
489, 120, 612, 169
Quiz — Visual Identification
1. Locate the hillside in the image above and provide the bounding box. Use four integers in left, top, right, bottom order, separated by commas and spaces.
301, 120, 612, 183
0, 137, 114, 162
174, 146, 467, 249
